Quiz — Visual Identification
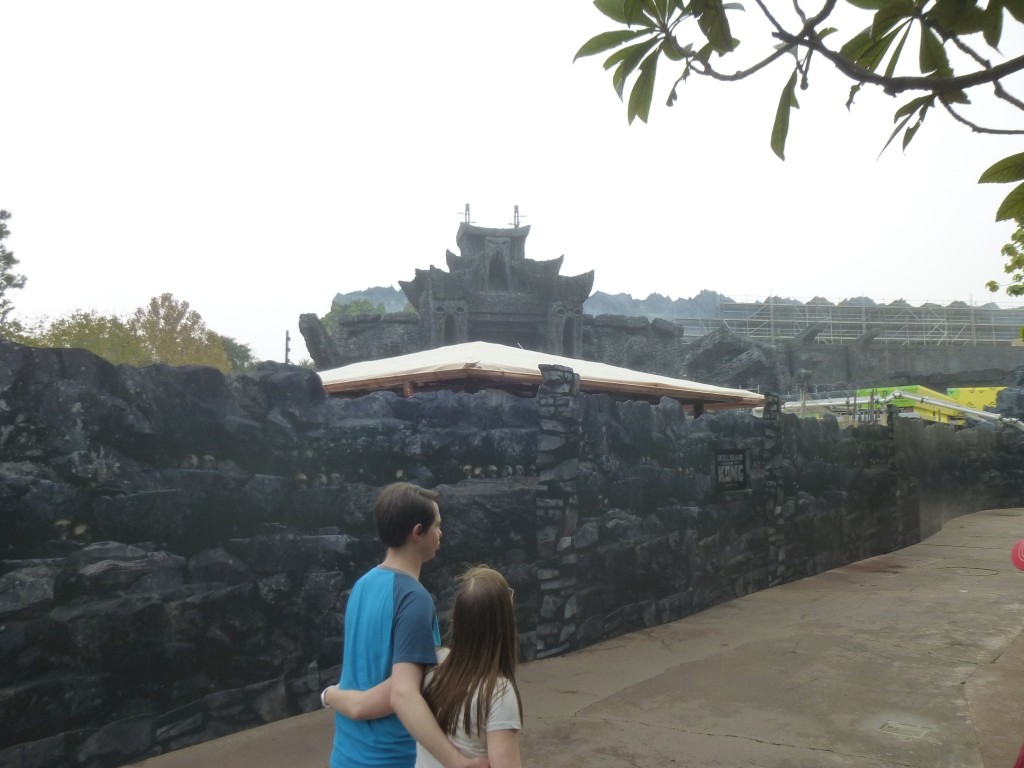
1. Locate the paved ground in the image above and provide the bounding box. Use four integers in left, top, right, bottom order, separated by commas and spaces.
134, 508, 1024, 768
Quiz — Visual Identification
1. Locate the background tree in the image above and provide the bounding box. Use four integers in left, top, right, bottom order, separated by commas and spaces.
216, 334, 259, 372
32, 310, 151, 366
987, 218, 1024, 295
575, 1, 1024, 222
0, 210, 28, 336
19, 294, 244, 372
128, 293, 230, 371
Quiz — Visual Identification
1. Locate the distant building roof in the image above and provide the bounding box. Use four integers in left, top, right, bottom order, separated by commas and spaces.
318, 341, 764, 411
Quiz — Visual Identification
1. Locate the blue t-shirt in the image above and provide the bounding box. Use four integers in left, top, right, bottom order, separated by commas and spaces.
330, 566, 441, 768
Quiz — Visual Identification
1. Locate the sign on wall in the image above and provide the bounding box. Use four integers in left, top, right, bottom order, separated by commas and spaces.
714, 449, 748, 493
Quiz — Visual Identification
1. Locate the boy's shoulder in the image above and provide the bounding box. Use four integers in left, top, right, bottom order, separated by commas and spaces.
353, 566, 427, 597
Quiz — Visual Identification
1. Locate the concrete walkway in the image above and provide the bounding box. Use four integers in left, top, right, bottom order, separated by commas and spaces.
134, 509, 1024, 768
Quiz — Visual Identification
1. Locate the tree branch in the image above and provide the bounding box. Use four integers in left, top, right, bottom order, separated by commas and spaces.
690, 45, 794, 81
792, 0, 808, 24
940, 100, 1024, 135
752, 0, 787, 35
784, 29, 1024, 95
689, 0, 838, 83
995, 81, 1024, 112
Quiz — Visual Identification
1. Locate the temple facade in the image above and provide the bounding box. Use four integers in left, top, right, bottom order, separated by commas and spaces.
299, 221, 597, 371
399, 222, 593, 356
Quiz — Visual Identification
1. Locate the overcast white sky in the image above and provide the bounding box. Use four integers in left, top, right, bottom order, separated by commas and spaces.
3, 1, 1022, 363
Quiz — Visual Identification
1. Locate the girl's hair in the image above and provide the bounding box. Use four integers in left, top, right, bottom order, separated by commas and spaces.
423, 566, 523, 736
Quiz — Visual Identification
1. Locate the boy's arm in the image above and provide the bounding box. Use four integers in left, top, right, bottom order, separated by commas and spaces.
390, 662, 489, 768
323, 678, 393, 720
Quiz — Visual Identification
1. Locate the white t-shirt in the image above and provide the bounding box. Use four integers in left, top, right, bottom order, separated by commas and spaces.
415, 676, 522, 768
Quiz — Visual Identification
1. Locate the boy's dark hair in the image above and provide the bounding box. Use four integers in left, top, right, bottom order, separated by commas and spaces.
374, 482, 440, 548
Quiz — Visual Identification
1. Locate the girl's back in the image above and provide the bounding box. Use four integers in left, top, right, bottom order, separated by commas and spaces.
419, 567, 524, 768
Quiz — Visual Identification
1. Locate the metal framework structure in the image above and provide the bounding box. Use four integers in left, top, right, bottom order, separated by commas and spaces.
673, 297, 1024, 346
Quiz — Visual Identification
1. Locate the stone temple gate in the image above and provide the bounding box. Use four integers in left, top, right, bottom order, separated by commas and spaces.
399, 221, 594, 356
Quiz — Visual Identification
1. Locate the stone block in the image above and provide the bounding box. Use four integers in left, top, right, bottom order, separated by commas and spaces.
540, 576, 577, 591
76, 716, 156, 765
540, 595, 563, 620
538, 459, 579, 483
558, 623, 577, 643
573, 523, 599, 550
535, 622, 561, 638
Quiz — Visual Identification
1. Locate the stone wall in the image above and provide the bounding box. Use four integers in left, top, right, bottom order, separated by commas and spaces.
3, 340, 1024, 768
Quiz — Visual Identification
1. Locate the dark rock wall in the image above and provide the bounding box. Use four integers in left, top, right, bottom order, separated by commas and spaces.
3, 340, 1024, 768
298, 312, 422, 370
301, 309, 1022, 394
895, 418, 1024, 537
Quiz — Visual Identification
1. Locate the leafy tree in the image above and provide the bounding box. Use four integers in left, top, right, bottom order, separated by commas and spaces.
22, 294, 244, 372
0, 210, 27, 336
217, 334, 259, 372
987, 218, 1024, 295
575, 0, 1024, 221
128, 293, 230, 371
32, 310, 152, 365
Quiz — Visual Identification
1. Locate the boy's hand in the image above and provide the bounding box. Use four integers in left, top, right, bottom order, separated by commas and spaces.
463, 759, 489, 768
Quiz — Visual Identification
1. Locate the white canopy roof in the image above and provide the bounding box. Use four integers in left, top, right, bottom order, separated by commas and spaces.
318, 341, 763, 411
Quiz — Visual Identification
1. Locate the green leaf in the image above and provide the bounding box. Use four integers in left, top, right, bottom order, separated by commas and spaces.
979, 153, 1024, 184
594, 0, 630, 24
693, 40, 716, 64
845, 0, 887, 8
996, 183, 1024, 222
603, 38, 656, 71
893, 94, 934, 121
983, 2, 1004, 47
840, 28, 873, 61
883, 23, 912, 80
624, 0, 648, 24
661, 37, 692, 61
694, 0, 737, 54
771, 70, 799, 160
575, 29, 646, 61
1004, 0, 1024, 23
840, 26, 901, 74
871, 1, 915, 39
610, 38, 659, 97
929, 0, 988, 35
627, 49, 660, 123
901, 107, 928, 151
879, 109, 916, 156
918, 28, 952, 77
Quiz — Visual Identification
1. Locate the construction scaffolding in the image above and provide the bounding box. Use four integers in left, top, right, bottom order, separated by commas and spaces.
673, 297, 1024, 346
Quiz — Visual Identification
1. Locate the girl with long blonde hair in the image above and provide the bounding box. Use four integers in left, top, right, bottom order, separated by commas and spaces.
325, 566, 524, 768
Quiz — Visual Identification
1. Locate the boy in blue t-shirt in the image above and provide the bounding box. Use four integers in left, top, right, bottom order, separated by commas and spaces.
326, 483, 488, 768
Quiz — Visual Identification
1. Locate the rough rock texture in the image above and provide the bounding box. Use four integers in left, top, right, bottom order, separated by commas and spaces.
3, 339, 1024, 768
302, 307, 1022, 394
